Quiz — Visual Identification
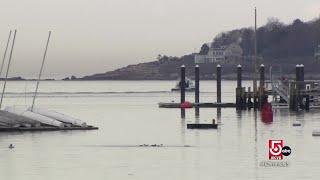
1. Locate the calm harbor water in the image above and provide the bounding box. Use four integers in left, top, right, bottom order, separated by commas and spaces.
0, 80, 319, 180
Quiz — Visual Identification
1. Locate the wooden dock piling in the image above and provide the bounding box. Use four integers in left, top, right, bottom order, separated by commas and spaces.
217, 64, 221, 103
195, 65, 200, 104
236, 65, 242, 110
259, 64, 265, 109
300, 64, 305, 89
306, 95, 310, 111
289, 64, 305, 111
180, 65, 186, 104
237, 64, 242, 88
247, 87, 253, 108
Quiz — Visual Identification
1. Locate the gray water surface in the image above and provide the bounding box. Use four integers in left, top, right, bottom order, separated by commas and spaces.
0, 81, 319, 180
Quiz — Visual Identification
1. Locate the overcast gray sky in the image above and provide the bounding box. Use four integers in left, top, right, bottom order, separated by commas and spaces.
0, 0, 319, 78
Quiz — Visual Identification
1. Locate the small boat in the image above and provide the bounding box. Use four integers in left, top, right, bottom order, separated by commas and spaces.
29, 106, 87, 127
5, 106, 65, 127
171, 78, 195, 92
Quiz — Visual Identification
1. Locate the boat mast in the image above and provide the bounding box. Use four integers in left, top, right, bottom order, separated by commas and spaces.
31, 31, 51, 111
253, 7, 258, 108
0, 30, 17, 110
0, 30, 12, 77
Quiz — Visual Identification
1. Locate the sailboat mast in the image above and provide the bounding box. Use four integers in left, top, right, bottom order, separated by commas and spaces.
0, 31, 12, 77
31, 31, 51, 111
253, 7, 258, 107
0, 30, 17, 110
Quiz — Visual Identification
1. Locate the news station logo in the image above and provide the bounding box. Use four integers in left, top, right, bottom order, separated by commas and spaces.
268, 140, 291, 160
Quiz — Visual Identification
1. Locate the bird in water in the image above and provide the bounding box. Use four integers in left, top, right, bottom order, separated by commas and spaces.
8, 144, 14, 149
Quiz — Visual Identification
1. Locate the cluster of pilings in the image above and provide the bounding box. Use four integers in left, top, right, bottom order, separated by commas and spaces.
180, 64, 223, 105
235, 64, 267, 110
289, 64, 310, 111
179, 64, 267, 110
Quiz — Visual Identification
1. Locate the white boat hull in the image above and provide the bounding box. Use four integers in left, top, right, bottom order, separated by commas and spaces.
5, 106, 64, 127
28, 106, 87, 127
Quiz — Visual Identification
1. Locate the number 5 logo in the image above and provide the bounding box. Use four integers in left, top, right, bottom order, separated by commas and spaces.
269, 140, 283, 160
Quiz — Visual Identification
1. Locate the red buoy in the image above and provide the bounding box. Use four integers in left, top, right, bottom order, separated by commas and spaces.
181, 101, 192, 108
261, 102, 273, 124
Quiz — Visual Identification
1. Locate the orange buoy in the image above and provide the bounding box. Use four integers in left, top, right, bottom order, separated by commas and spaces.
181, 101, 192, 108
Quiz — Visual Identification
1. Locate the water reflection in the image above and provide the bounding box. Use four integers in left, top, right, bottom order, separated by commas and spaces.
253, 110, 258, 178
180, 109, 185, 119
180, 108, 186, 148
217, 108, 221, 123
195, 107, 199, 119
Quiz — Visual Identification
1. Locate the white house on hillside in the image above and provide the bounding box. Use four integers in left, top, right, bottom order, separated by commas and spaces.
195, 43, 243, 63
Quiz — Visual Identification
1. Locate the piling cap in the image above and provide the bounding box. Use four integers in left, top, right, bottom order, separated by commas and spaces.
300, 64, 304, 67
260, 64, 265, 67
195, 64, 199, 68
217, 64, 221, 67
296, 64, 300, 67
181, 65, 185, 68
237, 64, 242, 68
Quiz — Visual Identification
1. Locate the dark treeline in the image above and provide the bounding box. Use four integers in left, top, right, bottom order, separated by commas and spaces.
211, 17, 320, 58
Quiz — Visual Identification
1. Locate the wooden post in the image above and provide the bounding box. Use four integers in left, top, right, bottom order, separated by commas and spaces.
217, 64, 221, 103
236, 88, 241, 110
295, 64, 300, 89
195, 65, 199, 104
242, 87, 246, 109
295, 64, 304, 110
236, 65, 242, 110
237, 64, 242, 88
248, 87, 253, 108
180, 65, 185, 104
259, 64, 265, 109
306, 95, 310, 111
259, 64, 265, 89
289, 82, 296, 111
300, 64, 305, 90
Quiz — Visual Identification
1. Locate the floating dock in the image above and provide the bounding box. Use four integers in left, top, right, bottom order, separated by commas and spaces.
0, 126, 98, 132
187, 124, 218, 129
158, 102, 236, 108
312, 130, 320, 136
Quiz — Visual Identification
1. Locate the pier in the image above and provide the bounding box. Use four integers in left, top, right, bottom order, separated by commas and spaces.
159, 63, 320, 112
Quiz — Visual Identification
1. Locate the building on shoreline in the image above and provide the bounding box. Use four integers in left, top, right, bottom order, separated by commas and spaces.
195, 43, 243, 64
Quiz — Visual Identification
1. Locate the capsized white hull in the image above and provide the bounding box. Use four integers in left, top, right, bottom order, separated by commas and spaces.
28, 106, 87, 127
5, 106, 64, 127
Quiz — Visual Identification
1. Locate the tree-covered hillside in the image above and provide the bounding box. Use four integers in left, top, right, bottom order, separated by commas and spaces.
211, 17, 320, 58
75, 17, 320, 80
